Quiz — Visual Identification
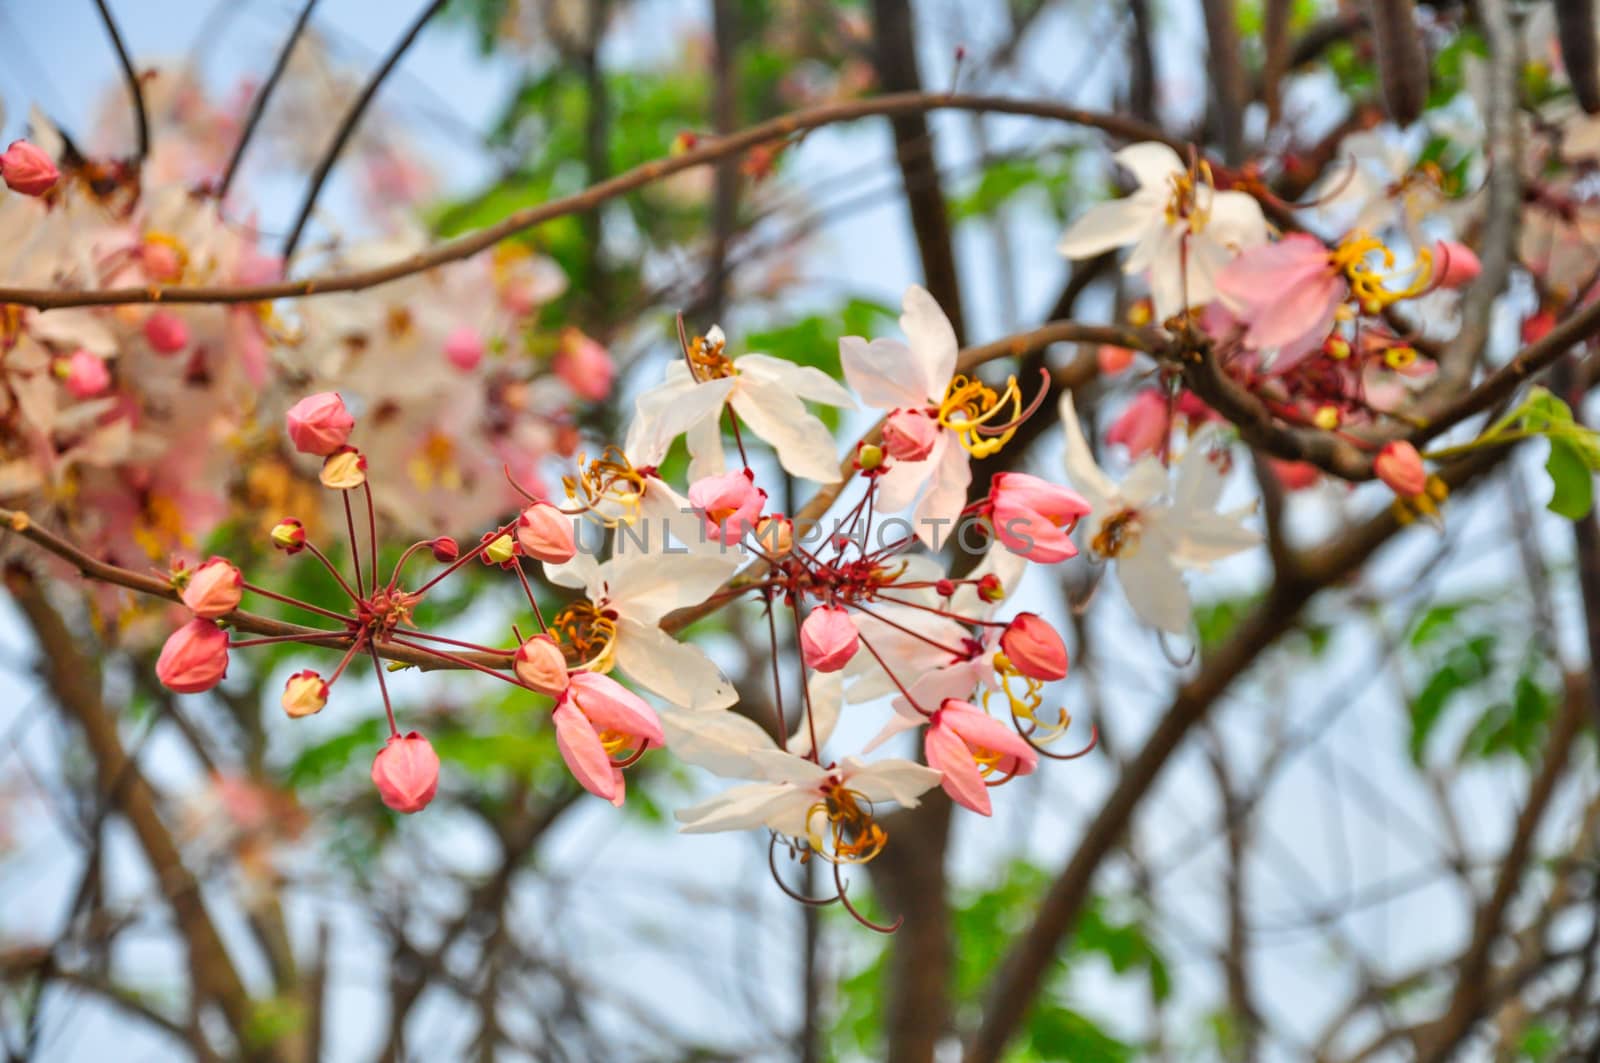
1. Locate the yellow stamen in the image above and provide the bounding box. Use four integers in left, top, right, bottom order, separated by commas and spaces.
1328, 231, 1434, 312
936, 374, 1023, 458
550, 600, 619, 673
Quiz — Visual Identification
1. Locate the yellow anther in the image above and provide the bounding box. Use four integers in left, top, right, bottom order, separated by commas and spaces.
937, 374, 1022, 458
1313, 405, 1342, 430
1384, 345, 1418, 370
1329, 231, 1433, 313
550, 600, 619, 673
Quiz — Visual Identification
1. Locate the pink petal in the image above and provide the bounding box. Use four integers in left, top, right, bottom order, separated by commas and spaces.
926, 722, 992, 815
554, 701, 618, 801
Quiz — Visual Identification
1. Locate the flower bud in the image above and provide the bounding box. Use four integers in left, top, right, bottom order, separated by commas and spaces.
285, 392, 355, 456
978, 573, 1005, 603
141, 240, 183, 282
271, 518, 307, 554
1097, 345, 1135, 375
516, 502, 576, 563
1432, 240, 1481, 290
857, 443, 884, 471
143, 311, 190, 355
754, 515, 793, 556
1000, 613, 1069, 681
443, 326, 485, 371
156, 618, 230, 693
554, 327, 615, 402
799, 605, 859, 672
483, 532, 517, 566
181, 556, 242, 619
281, 670, 329, 718
1106, 390, 1170, 459
371, 731, 440, 814
1269, 459, 1320, 491
59, 350, 111, 398
882, 409, 939, 462
319, 446, 367, 490
1375, 441, 1427, 497
428, 536, 459, 563
0, 140, 59, 196
935, 578, 955, 597
688, 470, 765, 546
514, 635, 570, 696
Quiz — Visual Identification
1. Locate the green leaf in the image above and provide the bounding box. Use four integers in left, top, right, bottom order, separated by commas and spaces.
1545, 437, 1594, 519
1408, 634, 1495, 764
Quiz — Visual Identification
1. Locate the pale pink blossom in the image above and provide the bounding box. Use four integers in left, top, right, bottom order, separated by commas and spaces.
988, 471, 1092, 564
924, 700, 1039, 815
553, 673, 664, 806
1432, 240, 1481, 289
60, 351, 111, 398
1214, 234, 1343, 368
285, 392, 355, 456
882, 409, 939, 461
688, 469, 765, 546
443, 326, 485, 371
1106, 389, 1171, 458
143, 311, 191, 355
554, 327, 614, 401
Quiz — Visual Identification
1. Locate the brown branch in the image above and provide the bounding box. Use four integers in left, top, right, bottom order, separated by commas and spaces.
871, 0, 966, 343
0, 93, 1172, 312
961, 443, 1518, 1063
281, 0, 449, 259
6, 569, 275, 1060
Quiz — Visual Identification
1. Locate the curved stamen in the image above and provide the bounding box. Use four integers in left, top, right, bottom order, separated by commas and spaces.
834, 862, 902, 935
975, 367, 1052, 436
767, 835, 840, 907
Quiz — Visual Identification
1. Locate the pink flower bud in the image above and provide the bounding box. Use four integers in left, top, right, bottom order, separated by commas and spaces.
0, 140, 59, 196
143, 311, 190, 355
319, 446, 367, 490
285, 392, 355, 456
59, 350, 110, 398
181, 556, 242, 619
1269, 459, 1320, 491
753, 515, 793, 555
1000, 613, 1068, 681
978, 574, 1005, 603
989, 471, 1092, 564
1106, 390, 1170, 458
156, 618, 230, 693
271, 518, 307, 554
428, 536, 459, 563
1432, 240, 1481, 290
554, 327, 614, 402
689, 469, 766, 546
443, 326, 485, 371
281, 670, 329, 718
882, 409, 939, 462
1097, 345, 1135, 375
516, 501, 576, 563
141, 240, 183, 282
371, 731, 440, 814
1375, 441, 1427, 497
799, 605, 859, 672
514, 635, 570, 696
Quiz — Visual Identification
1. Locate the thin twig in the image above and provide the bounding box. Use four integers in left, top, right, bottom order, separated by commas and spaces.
219, 0, 320, 200
92, 0, 149, 161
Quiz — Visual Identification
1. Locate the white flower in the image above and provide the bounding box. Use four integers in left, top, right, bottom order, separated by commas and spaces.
1059, 393, 1259, 634
839, 285, 979, 547
1057, 143, 1267, 321
661, 671, 843, 772
625, 327, 855, 484
543, 548, 742, 709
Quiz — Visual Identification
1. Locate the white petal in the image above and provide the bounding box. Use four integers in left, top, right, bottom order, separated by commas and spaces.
730, 376, 842, 483
684, 407, 728, 482
840, 337, 927, 410
737, 354, 856, 408
616, 617, 738, 709
1121, 458, 1169, 509
638, 478, 721, 555
625, 364, 735, 467
1168, 510, 1260, 568
1116, 550, 1192, 634
789, 671, 842, 757
746, 749, 831, 788
841, 757, 943, 807
1058, 392, 1118, 502
1057, 198, 1151, 260
873, 449, 932, 514
899, 285, 958, 401
660, 707, 775, 777
1113, 142, 1185, 189
607, 551, 741, 624
1206, 191, 1269, 251
543, 551, 605, 601
676, 782, 801, 834
912, 437, 972, 547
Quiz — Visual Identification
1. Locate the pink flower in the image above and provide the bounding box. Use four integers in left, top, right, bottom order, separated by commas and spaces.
60, 351, 111, 398
143, 311, 190, 355
0, 140, 59, 196
514, 634, 570, 696
285, 392, 355, 456
515, 501, 576, 563
1215, 234, 1344, 368
443, 326, 485, 371
689, 469, 766, 546
156, 618, 230, 693
1375, 440, 1426, 497
924, 700, 1038, 815
181, 556, 242, 619
1431, 240, 1481, 289
554, 327, 614, 402
1000, 613, 1068, 680
1097, 345, 1136, 375
799, 605, 859, 672
989, 471, 1092, 563
371, 732, 440, 814
552, 673, 663, 806
1269, 459, 1320, 491
1106, 390, 1170, 457
882, 409, 939, 462
281, 670, 328, 718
